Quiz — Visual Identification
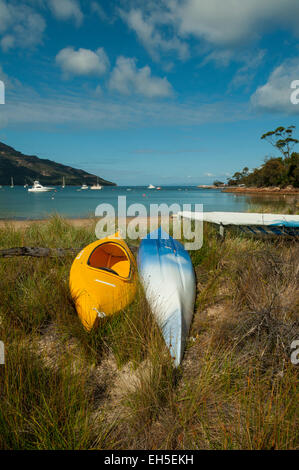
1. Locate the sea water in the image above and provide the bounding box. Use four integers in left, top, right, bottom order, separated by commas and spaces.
0, 185, 279, 220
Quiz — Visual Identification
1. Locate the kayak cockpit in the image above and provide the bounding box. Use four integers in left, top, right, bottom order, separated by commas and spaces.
88, 242, 131, 278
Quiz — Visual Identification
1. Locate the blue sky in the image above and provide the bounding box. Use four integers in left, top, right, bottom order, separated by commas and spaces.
1, 0, 299, 185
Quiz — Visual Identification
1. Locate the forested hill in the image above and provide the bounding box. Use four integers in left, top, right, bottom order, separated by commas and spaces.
0, 142, 116, 186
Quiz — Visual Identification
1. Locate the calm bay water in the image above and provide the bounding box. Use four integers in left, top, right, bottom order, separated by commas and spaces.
0, 185, 288, 220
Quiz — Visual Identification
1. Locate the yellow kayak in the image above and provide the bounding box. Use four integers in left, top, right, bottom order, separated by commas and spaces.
69, 233, 137, 331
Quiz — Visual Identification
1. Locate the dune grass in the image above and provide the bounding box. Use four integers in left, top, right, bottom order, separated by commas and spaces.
0, 215, 298, 450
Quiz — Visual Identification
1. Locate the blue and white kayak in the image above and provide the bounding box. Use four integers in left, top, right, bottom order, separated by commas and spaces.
138, 228, 196, 367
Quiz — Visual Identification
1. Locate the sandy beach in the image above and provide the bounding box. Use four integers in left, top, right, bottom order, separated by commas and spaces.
0, 218, 95, 230
0, 216, 172, 230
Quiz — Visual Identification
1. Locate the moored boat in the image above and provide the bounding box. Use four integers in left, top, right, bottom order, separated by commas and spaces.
138, 227, 196, 367
28, 180, 55, 192
90, 177, 102, 190
69, 233, 137, 331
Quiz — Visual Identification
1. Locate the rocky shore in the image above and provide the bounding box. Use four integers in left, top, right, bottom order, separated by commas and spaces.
222, 186, 299, 195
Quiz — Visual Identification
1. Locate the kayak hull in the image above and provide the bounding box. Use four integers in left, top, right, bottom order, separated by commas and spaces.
177, 211, 299, 236
177, 211, 299, 227
70, 234, 137, 331
138, 228, 196, 367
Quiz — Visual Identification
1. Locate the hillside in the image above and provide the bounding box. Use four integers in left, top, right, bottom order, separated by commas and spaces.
0, 142, 116, 186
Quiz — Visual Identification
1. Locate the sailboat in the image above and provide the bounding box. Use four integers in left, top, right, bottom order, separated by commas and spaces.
62, 177, 65, 189
147, 183, 155, 189
90, 177, 102, 190
10, 177, 14, 188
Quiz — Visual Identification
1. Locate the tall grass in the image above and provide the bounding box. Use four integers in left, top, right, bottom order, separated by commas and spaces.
248, 199, 299, 215
0, 215, 298, 449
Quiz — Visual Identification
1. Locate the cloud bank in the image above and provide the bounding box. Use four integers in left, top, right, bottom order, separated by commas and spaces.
251, 58, 299, 114
120, 0, 299, 64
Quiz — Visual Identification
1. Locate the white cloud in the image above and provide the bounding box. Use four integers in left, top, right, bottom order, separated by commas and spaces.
121, 0, 299, 64
0, 0, 45, 51
120, 8, 189, 61
109, 56, 173, 98
49, 0, 83, 26
56, 47, 109, 78
168, 0, 299, 46
251, 58, 299, 114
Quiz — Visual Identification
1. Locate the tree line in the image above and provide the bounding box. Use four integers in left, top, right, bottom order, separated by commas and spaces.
225, 126, 299, 188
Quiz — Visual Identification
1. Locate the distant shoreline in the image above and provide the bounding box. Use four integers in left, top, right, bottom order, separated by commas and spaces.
222, 187, 299, 196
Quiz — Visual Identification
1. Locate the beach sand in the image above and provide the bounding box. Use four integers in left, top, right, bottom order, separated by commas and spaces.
0, 218, 95, 229
0, 216, 172, 230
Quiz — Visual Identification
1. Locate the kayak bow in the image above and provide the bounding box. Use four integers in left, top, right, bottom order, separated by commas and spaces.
70, 233, 137, 330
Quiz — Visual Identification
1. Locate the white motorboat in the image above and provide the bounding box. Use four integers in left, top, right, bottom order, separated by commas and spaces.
28, 181, 55, 192
81, 184, 89, 190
